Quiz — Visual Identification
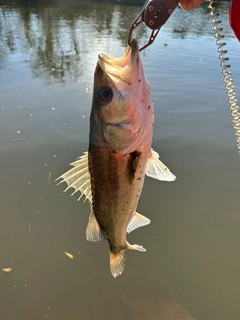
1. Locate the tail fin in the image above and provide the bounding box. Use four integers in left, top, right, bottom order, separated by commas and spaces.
109, 243, 146, 278
109, 250, 125, 278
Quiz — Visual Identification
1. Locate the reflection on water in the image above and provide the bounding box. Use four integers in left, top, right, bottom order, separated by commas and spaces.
1, 1, 240, 320
0, 1, 149, 82
0, 0, 233, 82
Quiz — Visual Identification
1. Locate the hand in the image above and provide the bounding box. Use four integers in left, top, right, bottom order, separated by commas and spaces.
179, 0, 206, 10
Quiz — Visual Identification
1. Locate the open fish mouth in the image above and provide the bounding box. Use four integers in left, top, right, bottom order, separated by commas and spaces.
97, 39, 139, 85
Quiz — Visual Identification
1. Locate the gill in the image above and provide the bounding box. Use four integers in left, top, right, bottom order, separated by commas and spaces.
208, 0, 240, 155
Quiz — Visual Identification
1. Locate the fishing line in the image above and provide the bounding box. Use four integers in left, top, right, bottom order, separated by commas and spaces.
208, 0, 240, 155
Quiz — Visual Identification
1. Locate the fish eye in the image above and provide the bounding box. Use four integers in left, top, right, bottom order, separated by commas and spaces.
98, 87, 113, 104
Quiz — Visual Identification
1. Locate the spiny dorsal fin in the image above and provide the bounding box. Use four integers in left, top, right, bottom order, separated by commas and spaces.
145, 149, 176, 182
127, 212, 151, 233
86, 211, 104, 242
55, 152, 92, 203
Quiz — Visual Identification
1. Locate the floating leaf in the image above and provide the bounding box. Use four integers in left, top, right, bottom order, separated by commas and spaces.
64, 252, 74, 259
2, 268, 12, 273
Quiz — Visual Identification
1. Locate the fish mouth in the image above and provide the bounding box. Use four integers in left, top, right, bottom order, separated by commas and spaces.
97, 39, 140, 86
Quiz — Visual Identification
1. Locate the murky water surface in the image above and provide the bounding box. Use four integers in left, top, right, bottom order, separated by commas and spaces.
0, 1, 240, 319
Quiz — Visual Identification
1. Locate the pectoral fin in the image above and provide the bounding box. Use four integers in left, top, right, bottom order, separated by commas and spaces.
146, 149, 176, 181
127, 212, 151, 233
55, 152, 92, 203
131, 151, 142, 178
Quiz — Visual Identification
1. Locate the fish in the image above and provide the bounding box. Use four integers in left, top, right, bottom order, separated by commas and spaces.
56, 38, 176, 277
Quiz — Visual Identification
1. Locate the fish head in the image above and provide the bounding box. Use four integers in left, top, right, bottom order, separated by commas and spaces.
90, 39, 154, 155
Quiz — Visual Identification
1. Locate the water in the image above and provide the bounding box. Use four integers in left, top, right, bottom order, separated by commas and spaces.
0, 1, 240, 319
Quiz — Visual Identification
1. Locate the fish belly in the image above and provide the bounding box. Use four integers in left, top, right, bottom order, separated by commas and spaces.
88, 143, 148, 251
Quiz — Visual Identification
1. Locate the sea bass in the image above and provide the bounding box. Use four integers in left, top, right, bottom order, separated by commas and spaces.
57, 39, 176, 277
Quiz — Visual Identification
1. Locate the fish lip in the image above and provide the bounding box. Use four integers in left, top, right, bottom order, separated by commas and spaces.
97, 57, 131, 85
98, 38, 139, 67
129, 38, 139, 59
98, 53, 121, 68
97, 39, 139, 85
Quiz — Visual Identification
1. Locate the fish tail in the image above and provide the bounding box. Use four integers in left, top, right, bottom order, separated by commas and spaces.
109, 250, 125, 278
109, 243, 146, 278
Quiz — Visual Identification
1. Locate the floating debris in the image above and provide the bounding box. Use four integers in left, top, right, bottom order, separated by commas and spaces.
13, 137, 26, 141
17, 105, 32, 109
48, 171, 52, 185
64, 252, 74, 259
2, 268, 12, 273
28, 223, 31, 233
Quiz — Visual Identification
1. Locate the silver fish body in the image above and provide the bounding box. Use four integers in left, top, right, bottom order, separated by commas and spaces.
57, 39, 176, 277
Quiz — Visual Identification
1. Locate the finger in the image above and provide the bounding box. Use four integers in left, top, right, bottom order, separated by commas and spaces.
179, 0, 206, 11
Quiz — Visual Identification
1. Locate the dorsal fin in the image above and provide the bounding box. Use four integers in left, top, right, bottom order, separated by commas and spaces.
55, 152, 92, 203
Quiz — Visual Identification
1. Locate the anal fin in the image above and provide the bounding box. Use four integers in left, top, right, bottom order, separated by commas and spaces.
86, 211, 104, 242
127, 242, 146, 252
127, 212, 150, 233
